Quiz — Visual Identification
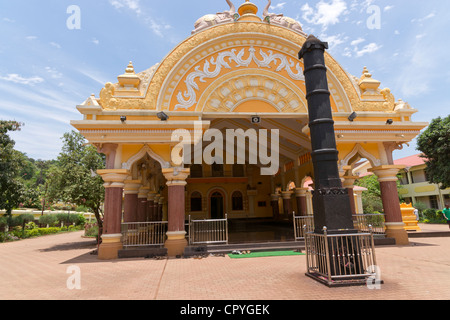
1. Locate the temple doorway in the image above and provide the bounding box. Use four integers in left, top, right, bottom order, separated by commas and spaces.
210, 191, 225, 219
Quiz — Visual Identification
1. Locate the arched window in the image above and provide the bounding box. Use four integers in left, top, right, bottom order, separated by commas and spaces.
190, 192, 202, 212
232, 191, 244, 211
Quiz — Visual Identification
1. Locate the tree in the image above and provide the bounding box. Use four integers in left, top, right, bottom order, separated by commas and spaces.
416, 115, 450, 189
355, 173, 404, 214
355, 174, 383, 213
47, 131, 106, 230
0, 121, 25, 215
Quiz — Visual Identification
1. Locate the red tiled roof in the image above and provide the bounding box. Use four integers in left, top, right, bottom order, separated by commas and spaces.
394, 153, 427, 167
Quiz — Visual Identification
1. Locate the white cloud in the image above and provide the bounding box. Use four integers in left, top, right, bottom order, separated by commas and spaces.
45, 67, 63, 79
301, 0, 348, 31
108, 0, 171, 38
384, 5, 394, 12
319, 33, 348, 51
109, 0, 142, 15
416, 33, 426, 39
91, 38, 100, 45
270, 2, 287, 10
351, 38, 365, 46
0, 74, 44, 86
355, 43, 382, 57
50, 42, 61, 49
411, 12, 436, 23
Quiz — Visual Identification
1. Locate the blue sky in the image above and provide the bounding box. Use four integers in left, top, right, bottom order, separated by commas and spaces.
0, 0, 449, 161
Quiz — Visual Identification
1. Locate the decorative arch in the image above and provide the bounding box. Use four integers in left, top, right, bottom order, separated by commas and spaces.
339, 144, 381, 171
197, 69, 308, 113
122, 144, 171, 170
151, 23, 356, 113
96, 23, 359, 114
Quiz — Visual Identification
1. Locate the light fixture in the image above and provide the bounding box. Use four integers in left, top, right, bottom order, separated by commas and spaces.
251, 116, 261, 124
348, 112, 357, 122
386, 119, 394, 125
120, 116, 127, 123
157, 112, 169, 121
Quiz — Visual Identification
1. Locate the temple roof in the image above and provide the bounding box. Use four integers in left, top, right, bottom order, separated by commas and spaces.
76, 0, 423, 124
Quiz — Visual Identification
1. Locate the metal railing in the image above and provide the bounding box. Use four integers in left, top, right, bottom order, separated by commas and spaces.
293, 214, 314, 241
353, 214, 386, 235
293, 213, 386, 240
121, 221, 168, 248
188, 214, 228, 245
305, 226, 379, 287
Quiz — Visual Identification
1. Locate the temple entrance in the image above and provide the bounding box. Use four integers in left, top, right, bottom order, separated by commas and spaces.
210, 191, 224, 219
227, 218, 295, 244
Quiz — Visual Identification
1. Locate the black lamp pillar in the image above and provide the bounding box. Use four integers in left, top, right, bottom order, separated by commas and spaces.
299, 35, 355, 235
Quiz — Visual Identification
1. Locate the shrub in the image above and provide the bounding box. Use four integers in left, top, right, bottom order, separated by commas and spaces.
421, 208, 446, 224
0, 217, 7, 232
84, 223, 99, 238
14, 214, 36, 225
0, 232, 20, 242
76, 214, 86, 226
39, 214, 58, 227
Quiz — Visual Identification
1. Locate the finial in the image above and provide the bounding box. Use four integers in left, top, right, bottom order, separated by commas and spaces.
238, 0, 260, 21
125, 61, 135, 74
362, 66, 372, 78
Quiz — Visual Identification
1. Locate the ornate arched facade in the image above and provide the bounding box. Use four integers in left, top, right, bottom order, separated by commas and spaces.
72, 0, 427, 259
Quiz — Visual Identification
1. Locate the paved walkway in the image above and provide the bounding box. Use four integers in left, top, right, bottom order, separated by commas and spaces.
1, 224, 449, 301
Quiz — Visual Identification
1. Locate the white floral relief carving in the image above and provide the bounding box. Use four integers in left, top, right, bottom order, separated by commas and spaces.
175, 46, 305, 110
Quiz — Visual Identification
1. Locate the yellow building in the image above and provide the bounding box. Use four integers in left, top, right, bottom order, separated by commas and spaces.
71, 0, 427, 259
353, 154, 450, 210
396, 154, 450, 210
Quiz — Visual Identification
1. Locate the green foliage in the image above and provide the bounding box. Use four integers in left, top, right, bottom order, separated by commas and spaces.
84, 222, 99, 238
355, 174, 383, 213
0, 224, 84, 242
0, 216, 7, 232
14, 214, 35, 225
416, 115, 450, 189
0, 121, 26, 215
46, 131, 105, 228
38, 214, 58, 227
413, 201, 427, 214
355, 172, 404, 213
421, 209, 446, 224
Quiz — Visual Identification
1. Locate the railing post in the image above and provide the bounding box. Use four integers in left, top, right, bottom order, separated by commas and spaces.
293, 212, 297, 241
188, 215, 191, 245
323, 227, 332, 284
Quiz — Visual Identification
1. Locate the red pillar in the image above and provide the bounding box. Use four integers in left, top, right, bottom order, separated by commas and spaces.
370, 166, 409, 245
163, 168, 190, 257
295, 188, 308, 216
137, 187, 149, 222
123, 181, 141, 223
97, 169, 128, 260
103, 187, 123, 234
281, 191, 293, 219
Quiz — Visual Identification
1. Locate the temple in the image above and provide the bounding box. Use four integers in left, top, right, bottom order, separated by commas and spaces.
71, 0, 428, 259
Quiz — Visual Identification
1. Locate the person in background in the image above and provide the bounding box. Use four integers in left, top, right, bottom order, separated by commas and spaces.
413, 207, 420, 221
443, 204, 450, 229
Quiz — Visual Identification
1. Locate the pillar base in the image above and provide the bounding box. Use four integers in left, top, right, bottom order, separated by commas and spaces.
385, 222, 410, 245
98, 234, 123, 260
164, 231, 188, 257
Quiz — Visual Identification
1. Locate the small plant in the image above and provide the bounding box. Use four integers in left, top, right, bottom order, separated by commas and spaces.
38, 214, 58, 227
